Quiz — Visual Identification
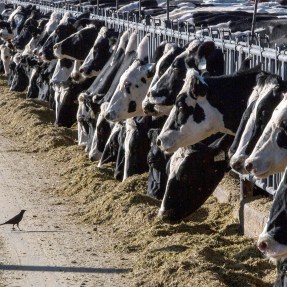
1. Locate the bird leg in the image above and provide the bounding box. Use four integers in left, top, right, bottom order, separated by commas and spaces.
17, 224, 21, 231
12, 225, 15, 231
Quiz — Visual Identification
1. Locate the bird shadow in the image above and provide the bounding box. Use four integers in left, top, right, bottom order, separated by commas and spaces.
12, 230, 71, 233
0, 264, 132, 274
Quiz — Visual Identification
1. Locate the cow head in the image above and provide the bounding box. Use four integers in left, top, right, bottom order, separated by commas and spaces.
245, 95, 287, 178
257, 170, 287, 259
157, 68, 223, 153
105, 60, 154, 121
230, 74, 286, 174
79, 27, 118, 78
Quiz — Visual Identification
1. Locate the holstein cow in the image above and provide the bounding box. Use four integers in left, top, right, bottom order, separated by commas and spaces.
123, 117, 151, 181
105, 39, 182, 121
98, 122, 122, 167
142, 42, 184, 116
53, 22, 104, 61
157, 67, 262, 153
79, 26, 119, 78
230, 73, 287, 174
142, 40, 224, 117
0, 43, 11, 75
105, 35, 153, 121
39, 23, 77, 62
88, 102, 114, 161
75, 31, 129, 150
147, 127, 170, 200
84, 31, 138, 156
257, 169, 287, 260
158, 134, 233, 222
244, 94, 287, 178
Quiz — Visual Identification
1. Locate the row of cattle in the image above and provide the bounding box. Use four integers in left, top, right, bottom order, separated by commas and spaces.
1, 3, 287, 285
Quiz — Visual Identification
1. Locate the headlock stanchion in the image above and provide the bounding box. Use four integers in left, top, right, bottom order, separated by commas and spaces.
4, 0, 287, 197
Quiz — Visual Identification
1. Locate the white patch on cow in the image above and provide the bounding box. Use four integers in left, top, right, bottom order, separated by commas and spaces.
27, 67, 38, 95
7, 6, 20, 22
230, 80, 280, 173
13, 52, 21, 65
50, 59, 73, 84
22, 37, 37, 56
123, 118, 137, 181
71, 60, 84, 82
258, 226, 287, 259
45, 12, 61, 35
137, 35, 149, 62
0, 28, 14, 41
157, 68, 232, 153
0, 44, 11, 75
245, 94, 287, 178
59, 12, 72, 25
125, 31, 137, 54
88, 102, 111, 161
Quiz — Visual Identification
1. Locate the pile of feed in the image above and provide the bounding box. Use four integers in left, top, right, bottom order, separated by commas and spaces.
0, 75, 276, 286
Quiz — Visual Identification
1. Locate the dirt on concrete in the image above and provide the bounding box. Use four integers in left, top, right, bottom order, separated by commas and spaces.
0, 75, 277, 287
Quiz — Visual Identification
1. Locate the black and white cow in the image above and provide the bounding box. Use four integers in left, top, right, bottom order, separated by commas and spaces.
244, 94, 287, 178
39, 22, 77, 62
147, 127, 170, 200
105, 35, 153, 121
257, 169, 287, 259
142, 42, 184, 116
143, 40, 224, 117
157, 67, 262, 153
88, 102, 113, 161
158, 134, 232, 222
79, 26, 119, 78
230, 73, 286, 174
53, 22, 104, 61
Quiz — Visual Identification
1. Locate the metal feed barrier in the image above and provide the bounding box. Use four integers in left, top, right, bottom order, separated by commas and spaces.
4, 0, 287, 197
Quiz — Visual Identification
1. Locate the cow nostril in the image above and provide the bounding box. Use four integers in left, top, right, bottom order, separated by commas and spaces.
39, 52, 43, 57
231, 160, 243, 172
245, 162, 253, 173
156, 138, 161, 147
53, 44, 59, 50
258, 241, 268, 253
79, 68, 84, 73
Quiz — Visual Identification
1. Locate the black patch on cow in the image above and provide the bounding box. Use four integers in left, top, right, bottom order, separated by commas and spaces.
128, 101, 137, 113
201, 69, 262, 133
276, 121, 287, 149
266, 172, 287, 245
141, 77, 146, 84
193, 103, 205, 123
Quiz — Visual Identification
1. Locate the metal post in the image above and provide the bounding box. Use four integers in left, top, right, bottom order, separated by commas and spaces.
116, 0, 118, 11
97, 0, 99, 15
251, 0, 259, 42
138, 0, 141, 21
166, 0, 169, 22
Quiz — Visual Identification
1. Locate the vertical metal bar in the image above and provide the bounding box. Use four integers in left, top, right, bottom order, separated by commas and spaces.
138, 0, 141, 21
116, 0, 118, 11
166, 0, 169, 22
251, 0, 259, 41
97, 0, 99, 15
